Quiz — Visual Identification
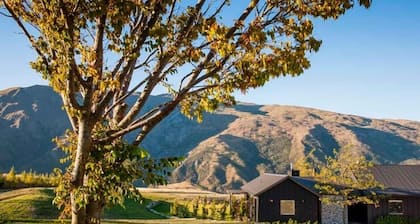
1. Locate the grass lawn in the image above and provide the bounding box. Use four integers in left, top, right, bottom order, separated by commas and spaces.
152, 201, 170, 215
0, 188, 59, 219
0, 188, 169, 221
103, 198, 166, 219
0, 219, 67, 223
2, 219, 244, 224
0, 188, 245, 223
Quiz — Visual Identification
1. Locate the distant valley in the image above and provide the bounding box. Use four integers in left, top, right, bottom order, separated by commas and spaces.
0, 85, 419, 192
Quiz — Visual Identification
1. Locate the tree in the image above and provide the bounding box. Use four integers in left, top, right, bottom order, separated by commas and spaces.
300, 146, 383, 206
0, 0, 371, 223
5, 166, 16, 183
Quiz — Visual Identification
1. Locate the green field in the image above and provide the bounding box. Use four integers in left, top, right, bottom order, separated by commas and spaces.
0, 188, 60, 220
0, 188, 243, 224
103, 198, 166, 219
0, 188, 168, 222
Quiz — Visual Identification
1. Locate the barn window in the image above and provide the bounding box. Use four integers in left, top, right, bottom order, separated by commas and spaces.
280, 200, 295, 215
388, 199, 403, 215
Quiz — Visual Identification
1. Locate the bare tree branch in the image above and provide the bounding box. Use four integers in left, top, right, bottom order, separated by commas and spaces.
182, 0, 260, 92
117, 0, 207, 128
2, 1, 49, 73
104, 76, 149, 117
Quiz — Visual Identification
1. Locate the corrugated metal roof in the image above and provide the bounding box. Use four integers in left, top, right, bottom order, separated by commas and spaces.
290, 176, 320, 195
241, 173, 287, 195
372, 165, 420, 195
241, 165, 420, 197
375, 188, 420, 196
240, 173, 321, 196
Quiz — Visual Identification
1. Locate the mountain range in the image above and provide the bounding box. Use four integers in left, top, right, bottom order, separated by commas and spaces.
0, 85, 419, 192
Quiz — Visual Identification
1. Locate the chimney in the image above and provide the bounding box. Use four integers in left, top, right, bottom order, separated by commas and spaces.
291, 169, 300, 177
288, 163, 300, 176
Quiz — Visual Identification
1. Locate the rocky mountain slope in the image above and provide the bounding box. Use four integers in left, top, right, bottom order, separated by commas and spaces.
0, 86, 69, 172
1, 86, 419, 192
171, 105, 420, 191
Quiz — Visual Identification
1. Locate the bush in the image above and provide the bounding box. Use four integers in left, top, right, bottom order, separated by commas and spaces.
224, 202, 233, 221
197, 202, 205, 219
0, 167, 59, 189
170, 200, 178, 216
168, 195, 249, 221
177, 204, 190, 218
214, 202, 226, 220
266, 219, 318, 224
375, 215, 420, 224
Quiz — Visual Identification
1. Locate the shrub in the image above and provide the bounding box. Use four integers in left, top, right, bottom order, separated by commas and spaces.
170, 200, 178, 216
224, 202, 233, 221
177, 204, 190, 218
196, 202, 205, 219
0, 167, 59, 189
214, 202, 226, 220
168, 195, 249, 221
375, 215, 420, 224
267, 219, 318, 224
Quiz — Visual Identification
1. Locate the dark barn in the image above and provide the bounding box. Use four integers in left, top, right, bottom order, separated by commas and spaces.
242, 165, 420, 224
241, 173, 321, 223
349, 165, 420, 224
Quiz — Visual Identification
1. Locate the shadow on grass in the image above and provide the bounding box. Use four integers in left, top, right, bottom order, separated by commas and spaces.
104, 198, 169, 219
32, 189, 60, 219
0, 188, 174, 222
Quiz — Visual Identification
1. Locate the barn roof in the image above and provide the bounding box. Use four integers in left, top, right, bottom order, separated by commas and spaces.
241, 173, 320, 196
241, 173, 287, 196
372, 165, 420, 196
241, 165, 420, 197
290, 176, 320, 195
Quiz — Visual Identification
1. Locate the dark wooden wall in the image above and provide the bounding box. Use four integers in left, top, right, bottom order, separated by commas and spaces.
367, 196, 420, 224
257, 179, 320, 223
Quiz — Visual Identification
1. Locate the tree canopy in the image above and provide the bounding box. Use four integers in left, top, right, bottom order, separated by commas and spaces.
1, 0, 371, 223
295, 146, 383, 206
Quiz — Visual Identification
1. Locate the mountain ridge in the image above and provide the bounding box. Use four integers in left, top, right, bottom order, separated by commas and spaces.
0, 85, 419, 192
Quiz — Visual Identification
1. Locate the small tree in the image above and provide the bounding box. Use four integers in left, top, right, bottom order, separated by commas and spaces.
1, 0, 371, 223
186, 200, 195, 217
313, 146, 383, 205
197, 198, 206, 219
192, 198, 199, 217
206, 200, 216, 219
214, 202, 226, 220
294, 148, 318, 176
224, 201, 233, 221
5, 166, 16, 183
238, 197, 248, 221
170, 199, 178, 216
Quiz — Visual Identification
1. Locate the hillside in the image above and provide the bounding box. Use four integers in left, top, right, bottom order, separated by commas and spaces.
0, 85, 419, 192
171, 105, 420, 191
0, 86, 69, 172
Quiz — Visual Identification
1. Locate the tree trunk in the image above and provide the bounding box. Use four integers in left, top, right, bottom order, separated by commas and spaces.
71, 193, 86, 224
86, 198, 106, 223
71, 117, 94, 224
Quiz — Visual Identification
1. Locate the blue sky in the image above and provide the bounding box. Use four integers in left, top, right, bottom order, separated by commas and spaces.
0, 1, 419, 121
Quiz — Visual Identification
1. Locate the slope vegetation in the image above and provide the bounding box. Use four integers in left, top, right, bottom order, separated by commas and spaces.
0, 86, 419, 192
171, 105, 420, 191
